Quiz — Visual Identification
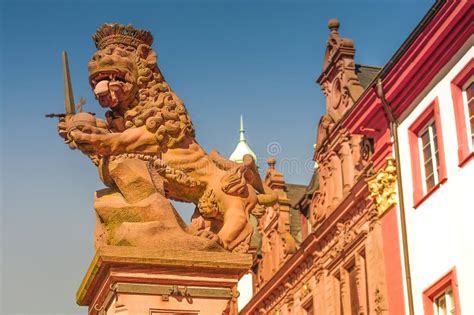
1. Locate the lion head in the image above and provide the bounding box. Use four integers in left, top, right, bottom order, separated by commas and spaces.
88, 44, 139, 110
89, 23, 195, 148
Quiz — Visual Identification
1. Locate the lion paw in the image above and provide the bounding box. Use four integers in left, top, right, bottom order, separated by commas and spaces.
196, 229, 223, 246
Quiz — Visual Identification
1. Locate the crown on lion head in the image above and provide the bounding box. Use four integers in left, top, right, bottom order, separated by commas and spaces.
92, 23, 153, 50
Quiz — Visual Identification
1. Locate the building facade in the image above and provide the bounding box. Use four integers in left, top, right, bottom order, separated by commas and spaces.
242, 16, 399, 315
397, 46, 473, 315
241, 0, 473, 314
389, 1, 473, 313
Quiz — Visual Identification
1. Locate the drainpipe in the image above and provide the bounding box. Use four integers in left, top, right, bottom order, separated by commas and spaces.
375, 78, 415, 315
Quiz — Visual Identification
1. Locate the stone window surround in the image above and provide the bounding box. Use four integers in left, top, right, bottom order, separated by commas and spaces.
450, 58, 474, 167
301, 295, 314, 315
330, 248, 369, 315
407, 97, 447, 208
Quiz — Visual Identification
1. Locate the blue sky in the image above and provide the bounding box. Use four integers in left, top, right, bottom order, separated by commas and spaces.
1, 0, 433, 313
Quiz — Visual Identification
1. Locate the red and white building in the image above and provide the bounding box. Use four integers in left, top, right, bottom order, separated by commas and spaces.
241, 0, 473, 314
384, 1, 473, 314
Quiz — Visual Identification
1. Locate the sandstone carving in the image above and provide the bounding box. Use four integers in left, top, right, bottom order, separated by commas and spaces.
312, 129, 372, 225
319, 19, 364, 123
56, 23, 278, 252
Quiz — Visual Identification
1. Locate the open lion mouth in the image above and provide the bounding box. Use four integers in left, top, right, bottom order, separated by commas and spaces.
90, 71, 128, 86
89, 70, 133, 108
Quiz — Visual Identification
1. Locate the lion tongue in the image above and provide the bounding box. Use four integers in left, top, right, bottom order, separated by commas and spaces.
94, 80, 110, 96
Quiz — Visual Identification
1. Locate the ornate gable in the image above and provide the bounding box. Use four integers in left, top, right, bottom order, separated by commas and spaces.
317, 19, 364, 125
311, 20, 374, 226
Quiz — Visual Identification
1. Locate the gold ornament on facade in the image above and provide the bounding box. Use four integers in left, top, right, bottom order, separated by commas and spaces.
366, 157, 397, 217
301, 282, 311, 298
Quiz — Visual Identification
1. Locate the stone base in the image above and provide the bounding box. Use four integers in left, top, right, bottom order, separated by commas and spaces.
77, 246, 252, 315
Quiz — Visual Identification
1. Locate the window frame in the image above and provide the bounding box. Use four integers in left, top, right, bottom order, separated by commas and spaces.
451, 58, 474, 167
422, 268, 461, 315
332, 251, 368, 315
418, 119, 440, 192
302, 296, 315, 315
408, 97, 447, 207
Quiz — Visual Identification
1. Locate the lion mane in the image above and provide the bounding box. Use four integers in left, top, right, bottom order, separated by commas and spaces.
94, 24, 195, 149
124, 61, 195, 149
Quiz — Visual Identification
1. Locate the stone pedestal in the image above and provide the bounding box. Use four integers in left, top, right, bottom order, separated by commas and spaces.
77, 246, 252, 315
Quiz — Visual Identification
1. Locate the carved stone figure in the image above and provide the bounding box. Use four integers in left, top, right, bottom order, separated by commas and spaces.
57, 24, 277, 252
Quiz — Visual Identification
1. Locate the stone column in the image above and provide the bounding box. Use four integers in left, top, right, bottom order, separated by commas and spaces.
355, 253, 368, 315
339, 137, 355, 194
328, 153, 343, 209
326, 274, 340, 315
365, 208, 389, 315
340, 268, 351, 315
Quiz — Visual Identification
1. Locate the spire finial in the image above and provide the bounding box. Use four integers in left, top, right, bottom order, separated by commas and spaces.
328, 18, 340, 33
267, 157, 276, 170
229, 115, 257, 163
239, 115, 245, 142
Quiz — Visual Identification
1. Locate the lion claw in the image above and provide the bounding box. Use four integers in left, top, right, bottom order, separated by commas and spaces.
196, 229, 222, 245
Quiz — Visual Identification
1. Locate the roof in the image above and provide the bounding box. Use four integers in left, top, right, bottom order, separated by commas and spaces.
285, 183, 307, 245
294, 169, 320, 205
305, 169, 320, 195
229, 116, 257, 163
285, 183, 307, 208
356, 64, 382, 89
290, 169, 320, 215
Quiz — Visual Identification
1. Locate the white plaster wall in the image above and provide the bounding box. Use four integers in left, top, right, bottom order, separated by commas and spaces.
237, 273, 254, 311
397, 45, 474, 314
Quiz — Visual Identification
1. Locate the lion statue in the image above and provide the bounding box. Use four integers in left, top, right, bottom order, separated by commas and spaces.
58, 23, 277, 253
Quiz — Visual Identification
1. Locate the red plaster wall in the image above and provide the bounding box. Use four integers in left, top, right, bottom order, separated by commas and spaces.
381, 208, 406, 315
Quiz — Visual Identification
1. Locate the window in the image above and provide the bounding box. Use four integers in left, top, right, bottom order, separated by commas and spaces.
423, 268, 461, 315
347, 264, 360, 314
303, 300, 314, 315
464, 82, 474, 148
451, 59, 474, 166
434, 286, 454, 315
419, 120, 440, 191
334, 252, 368, 315
408, 98, 447, 206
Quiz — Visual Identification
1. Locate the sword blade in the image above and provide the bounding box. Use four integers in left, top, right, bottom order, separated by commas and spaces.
62, 51, 75, 115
